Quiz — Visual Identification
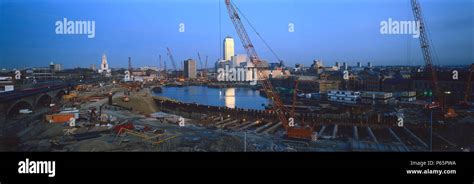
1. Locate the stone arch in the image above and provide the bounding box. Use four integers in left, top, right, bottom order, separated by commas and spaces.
7, 101, 33, 118
55, 90, 66, 100
35, 94, 52, 110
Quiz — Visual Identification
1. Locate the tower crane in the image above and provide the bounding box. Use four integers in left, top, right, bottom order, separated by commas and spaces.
225, 0, 314, 140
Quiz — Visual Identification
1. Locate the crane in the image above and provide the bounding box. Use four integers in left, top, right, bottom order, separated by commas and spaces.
197, 52, 204, 78
197, 52, 204, 70
159, 54, 167, 80
225, 0, 314, 140
166, 47, 178, 71
197, 52, 208, 80
410, 0, 442, 110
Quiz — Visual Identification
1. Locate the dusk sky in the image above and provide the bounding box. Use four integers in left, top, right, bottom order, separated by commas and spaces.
0, 0, 472, 69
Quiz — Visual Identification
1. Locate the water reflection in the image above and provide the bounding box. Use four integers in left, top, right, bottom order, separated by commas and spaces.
224, 88, 236, 108
155, 86, 268, 110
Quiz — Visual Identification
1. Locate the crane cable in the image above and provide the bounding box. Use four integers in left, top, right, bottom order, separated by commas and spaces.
231, 1, 284, 65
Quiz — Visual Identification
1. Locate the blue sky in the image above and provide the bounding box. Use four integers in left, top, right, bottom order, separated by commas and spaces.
0, 0, 472, 69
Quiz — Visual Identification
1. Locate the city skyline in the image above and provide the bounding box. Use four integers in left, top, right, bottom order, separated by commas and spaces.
0, 0, 473, 69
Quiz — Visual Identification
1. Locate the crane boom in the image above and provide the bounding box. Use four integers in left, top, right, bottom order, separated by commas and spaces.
197, 52, 204, 70
411, 0, 442, 108
166, 47, 178, 71
225, 0, 313, 140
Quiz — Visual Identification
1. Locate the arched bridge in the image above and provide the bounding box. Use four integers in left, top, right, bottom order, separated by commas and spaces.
0, 84, 70, 119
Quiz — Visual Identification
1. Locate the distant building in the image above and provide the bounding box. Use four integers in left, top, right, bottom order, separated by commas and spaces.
358, 70, 382, 91
184, 59, 197, 79
26, 67, 54, 82
98, 54, 111, 76
49, 62, 62, 72
294, 63, 304, 72
367, 62, 372, 68
245, 59, 269, 69
231, 54, 247, 67
342, 62, 348, 70
90, 64, 97, 71
328, 90, 360, 104
360, 91, 393, 105
139, 66, 159, 71
223, 36, 235, 61
215, 59, 229, 70
311, 59, 323, 69
271, 76, 339, 94
357, 62, 362, 68
0, 76, 14, 93
400, 91, 417, 102
412, 70, 473, 102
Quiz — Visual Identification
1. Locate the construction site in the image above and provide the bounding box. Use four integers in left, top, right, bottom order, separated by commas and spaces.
0, 0, 473, 152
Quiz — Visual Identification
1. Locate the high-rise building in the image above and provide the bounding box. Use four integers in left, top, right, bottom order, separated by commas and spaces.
357, 62, 362, 68
368, 62, 372, 68
223, 36, 235, 61
184, 59, 196, 79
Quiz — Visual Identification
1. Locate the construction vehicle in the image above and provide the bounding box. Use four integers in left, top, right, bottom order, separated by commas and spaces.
62, 91, 77, 101
225, 0, 314, 140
